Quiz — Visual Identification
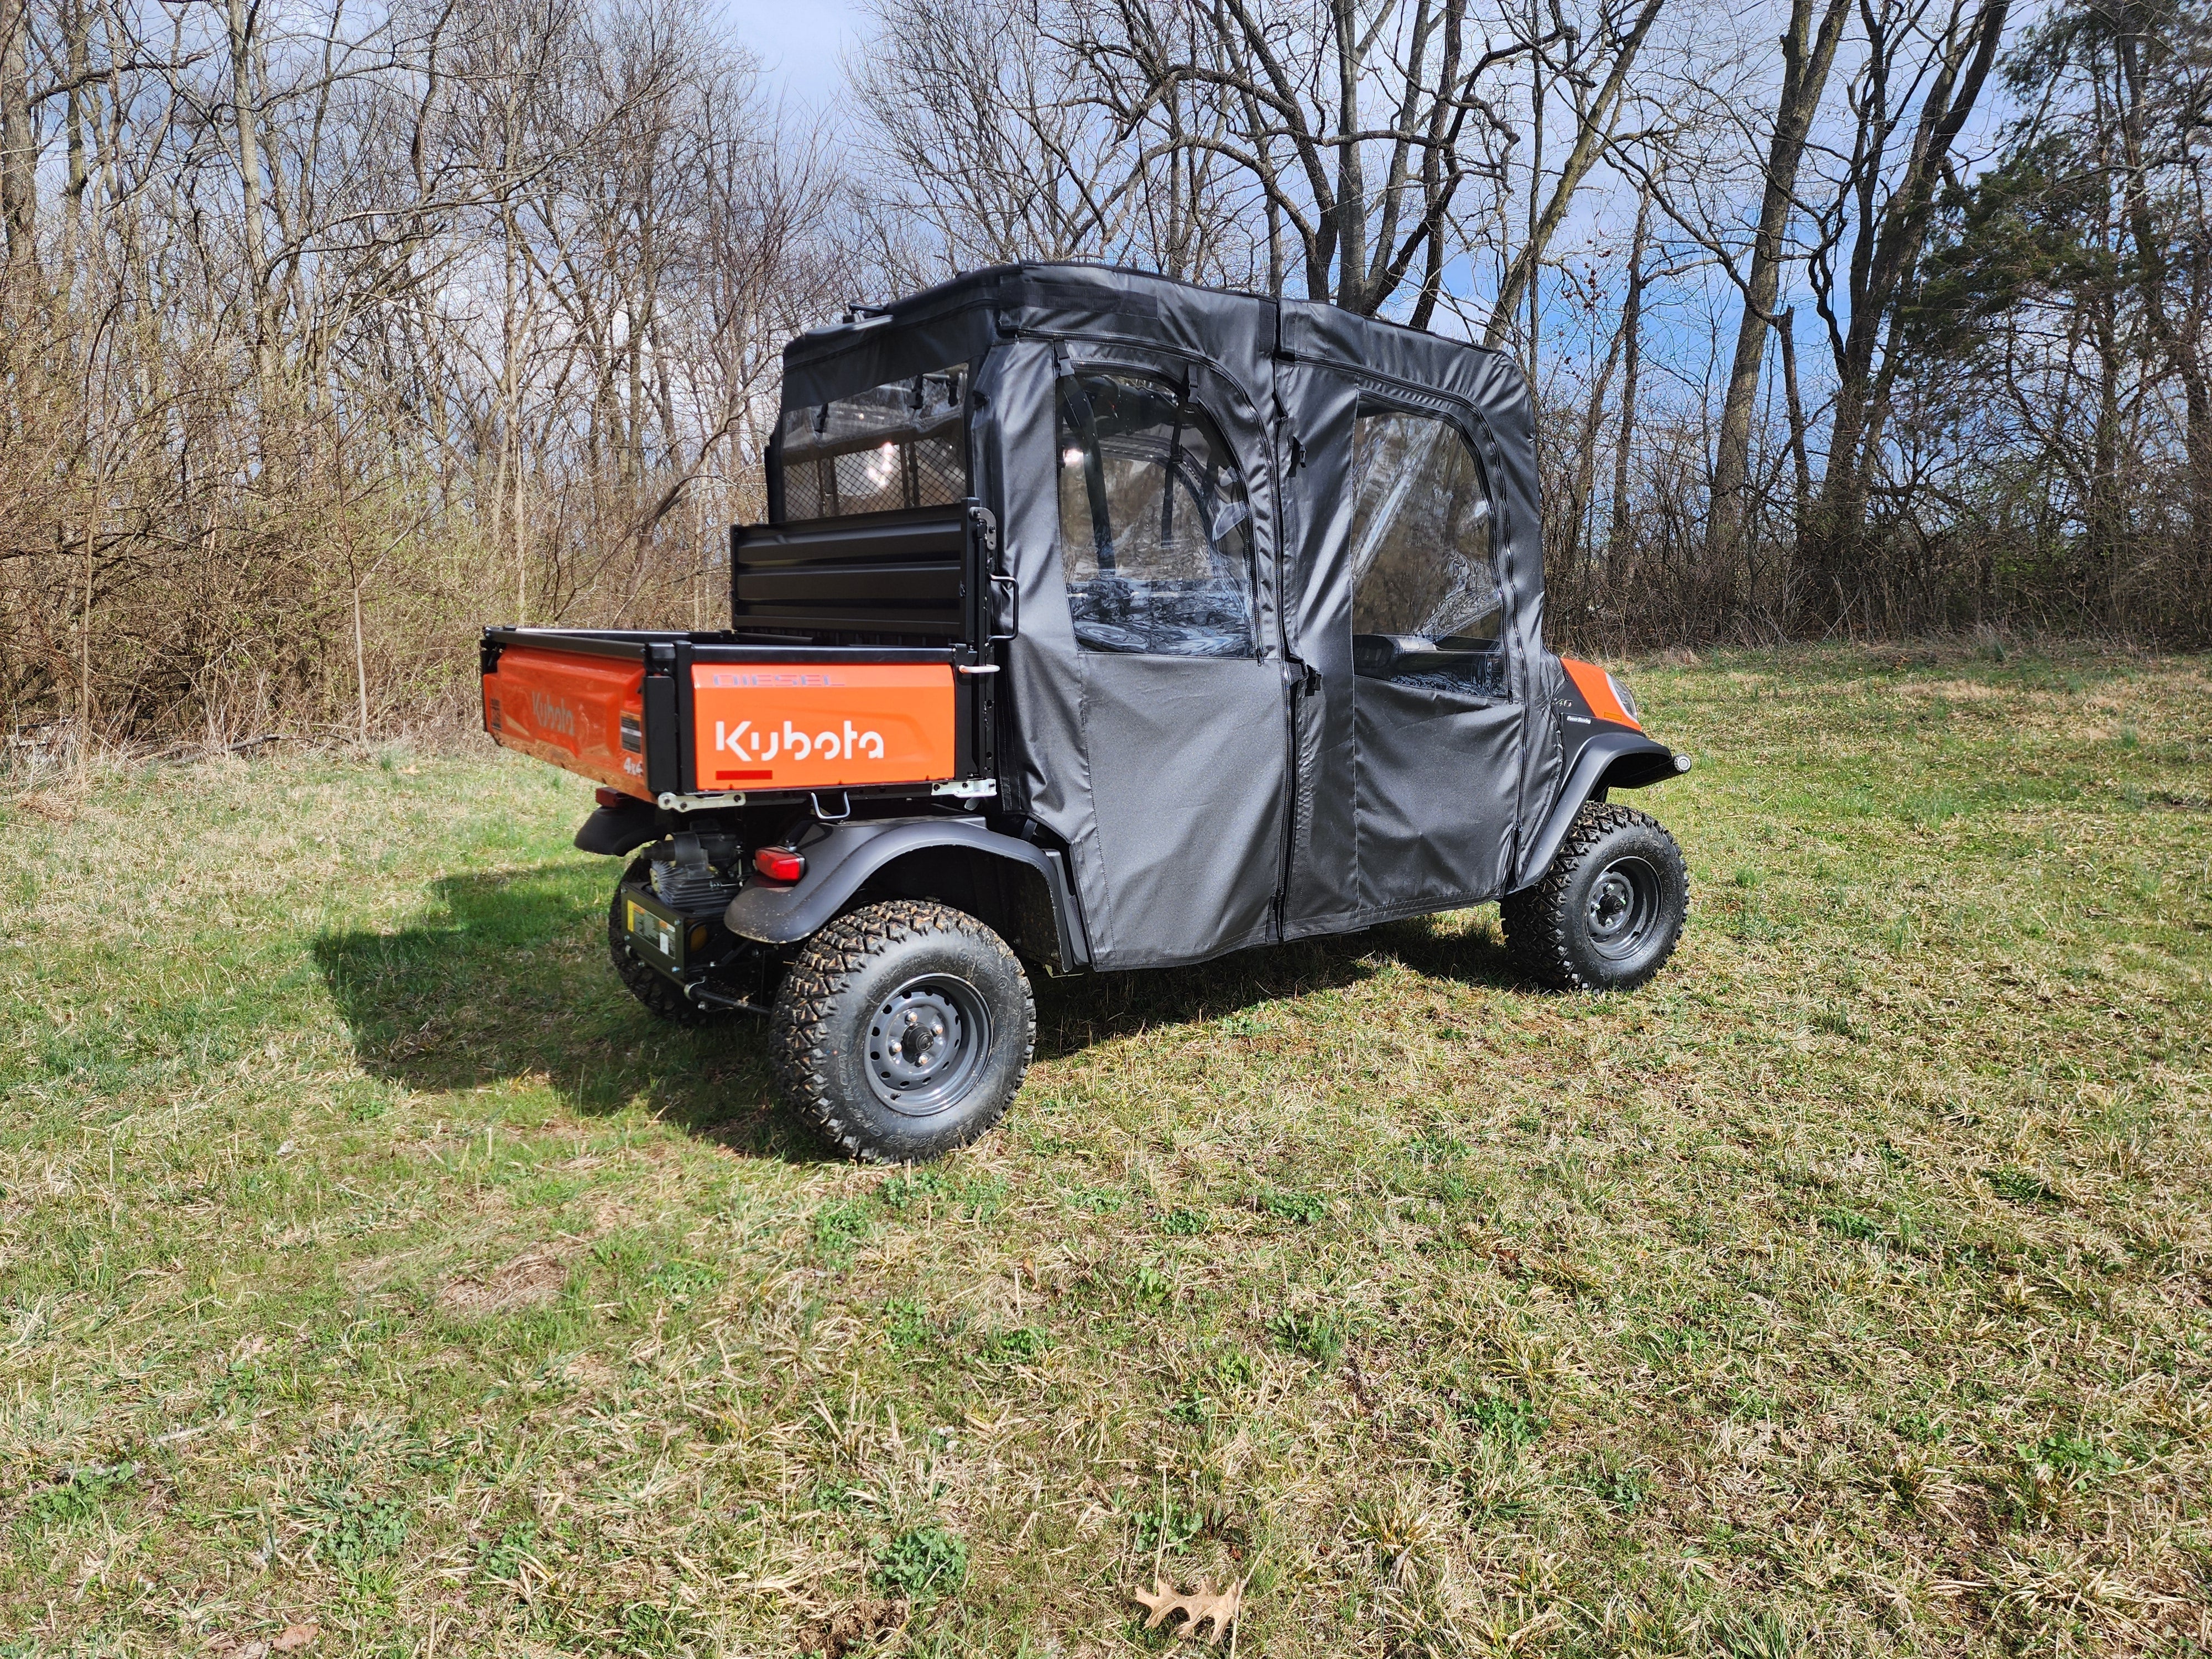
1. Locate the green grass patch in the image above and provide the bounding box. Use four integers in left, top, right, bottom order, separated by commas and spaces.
2, 642, 2209, 1653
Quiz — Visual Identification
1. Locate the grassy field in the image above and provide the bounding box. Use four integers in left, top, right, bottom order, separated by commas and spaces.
2, 643, 2209, 1658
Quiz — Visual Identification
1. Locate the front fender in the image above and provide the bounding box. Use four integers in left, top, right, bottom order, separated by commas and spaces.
723, 817, 1090, 972
1512, 729, 1689, 891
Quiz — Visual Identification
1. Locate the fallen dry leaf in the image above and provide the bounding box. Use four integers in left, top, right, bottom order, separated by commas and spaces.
436, 1252, 566, 1317
1130, 1578, 1241, 1645
799, 1597, 904, 1656
272, 1625, 318, 1652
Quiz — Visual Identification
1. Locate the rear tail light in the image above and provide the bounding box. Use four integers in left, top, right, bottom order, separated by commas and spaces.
754, 847, 806, 883
594, 786, 631, 808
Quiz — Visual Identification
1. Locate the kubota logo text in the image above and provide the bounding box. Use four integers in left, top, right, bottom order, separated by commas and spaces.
529, 691, 576, 736
715, 719, 886, 763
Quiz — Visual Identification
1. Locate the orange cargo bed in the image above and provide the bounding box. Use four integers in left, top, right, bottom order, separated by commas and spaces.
480, 629, 980, 804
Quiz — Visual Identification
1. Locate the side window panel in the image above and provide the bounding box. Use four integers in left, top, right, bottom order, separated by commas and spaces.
779, 366, 967, 521
1348, 409, 1506, 697
1056, 372, 1255, 658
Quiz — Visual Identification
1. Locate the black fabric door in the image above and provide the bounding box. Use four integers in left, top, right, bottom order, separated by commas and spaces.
1345, 406, 1524, 914
1272, 304, 1554, 936
1041, 352, 1287, 969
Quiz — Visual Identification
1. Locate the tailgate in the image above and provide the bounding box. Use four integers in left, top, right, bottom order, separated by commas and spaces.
482, 630, 967, 801
482, 643, 649, 798
692, 661, 954, 791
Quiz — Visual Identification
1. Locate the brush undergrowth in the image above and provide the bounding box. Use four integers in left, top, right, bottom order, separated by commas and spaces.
1, 643, 2208, 1655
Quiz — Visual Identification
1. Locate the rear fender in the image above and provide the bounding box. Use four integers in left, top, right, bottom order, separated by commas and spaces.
575, 800, 661, 857
724, 818, 1091, 974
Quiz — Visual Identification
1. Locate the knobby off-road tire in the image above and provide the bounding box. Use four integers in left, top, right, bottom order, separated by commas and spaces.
771, 899, 1035, 1164
1500, 801, 1689, 991
607, 857, 734, 1027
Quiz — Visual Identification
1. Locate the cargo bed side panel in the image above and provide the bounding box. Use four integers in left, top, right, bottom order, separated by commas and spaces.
484, 648, 650, 798
692, 662, 956, 791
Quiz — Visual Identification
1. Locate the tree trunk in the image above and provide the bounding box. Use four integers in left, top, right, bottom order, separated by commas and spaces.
1777, 307, 1812, 520
65, 0, 91, 213
2088, 285, 2124, 586
0, 0, 34, 288
2114, 11, 2212, 597
1568, 291, 1630, 578
1609, 199, 1650, 565
227, 0, 278, 403
1707, 0, 1852, 560
1329, 0, 1367, 310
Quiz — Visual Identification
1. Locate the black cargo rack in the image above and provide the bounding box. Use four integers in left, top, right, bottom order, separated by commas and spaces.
728, 498, 1007, 649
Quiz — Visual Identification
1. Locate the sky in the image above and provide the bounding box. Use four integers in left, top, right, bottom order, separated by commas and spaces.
700, 0, 2004, 369
718, 0, 868, 106
704, 0, 1739, 353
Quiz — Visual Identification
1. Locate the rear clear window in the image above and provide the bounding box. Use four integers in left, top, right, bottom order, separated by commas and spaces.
779, 366, 967, 520
1348, 409, 1504, 696
1055, 372, 1255, 657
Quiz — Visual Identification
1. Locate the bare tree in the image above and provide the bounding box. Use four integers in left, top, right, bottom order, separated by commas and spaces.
0, 0, 32, 283
1483, 0, 1667, 345
2108, 0, 2212, 578
8, 0, 2212, 752
0, 0, 855, 748
850, 0, 1269, 288
1802, 0, 2010, 621
1705, 0, 1851, 558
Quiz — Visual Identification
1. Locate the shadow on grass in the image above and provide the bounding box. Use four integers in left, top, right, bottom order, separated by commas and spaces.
1033, 912, 1520, 1062
314, 861, 1522, 1153
314, 862, 798, 1153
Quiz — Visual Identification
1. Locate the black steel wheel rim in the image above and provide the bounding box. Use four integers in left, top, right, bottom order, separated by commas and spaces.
1585, 854, 1663, 963
864, 973, 994, 1115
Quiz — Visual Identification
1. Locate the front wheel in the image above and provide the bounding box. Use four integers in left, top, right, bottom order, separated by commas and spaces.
770, 900, 1035, 1163
1500, 802, 1688, 990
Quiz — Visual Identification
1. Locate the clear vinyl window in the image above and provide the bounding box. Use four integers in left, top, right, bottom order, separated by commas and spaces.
1056, 371, 1256, 658
1347, 409, 1505, 696
779, 365, 967, 521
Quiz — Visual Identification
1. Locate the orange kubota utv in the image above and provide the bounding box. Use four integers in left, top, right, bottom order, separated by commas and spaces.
481, 263, 1692, 1162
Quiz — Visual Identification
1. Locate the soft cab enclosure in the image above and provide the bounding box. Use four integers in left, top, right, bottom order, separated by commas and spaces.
768, 263, 1681, 968
483, 262, 1686, 978
478, 262, 1693, 1162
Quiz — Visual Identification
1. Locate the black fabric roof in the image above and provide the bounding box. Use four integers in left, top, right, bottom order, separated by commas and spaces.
780, 260, 1517, 413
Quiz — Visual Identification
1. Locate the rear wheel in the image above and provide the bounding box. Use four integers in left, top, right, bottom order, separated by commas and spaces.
771, 899, 1035, 1163
1501, 801, 1688, 991
607, 858, 733, 1027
